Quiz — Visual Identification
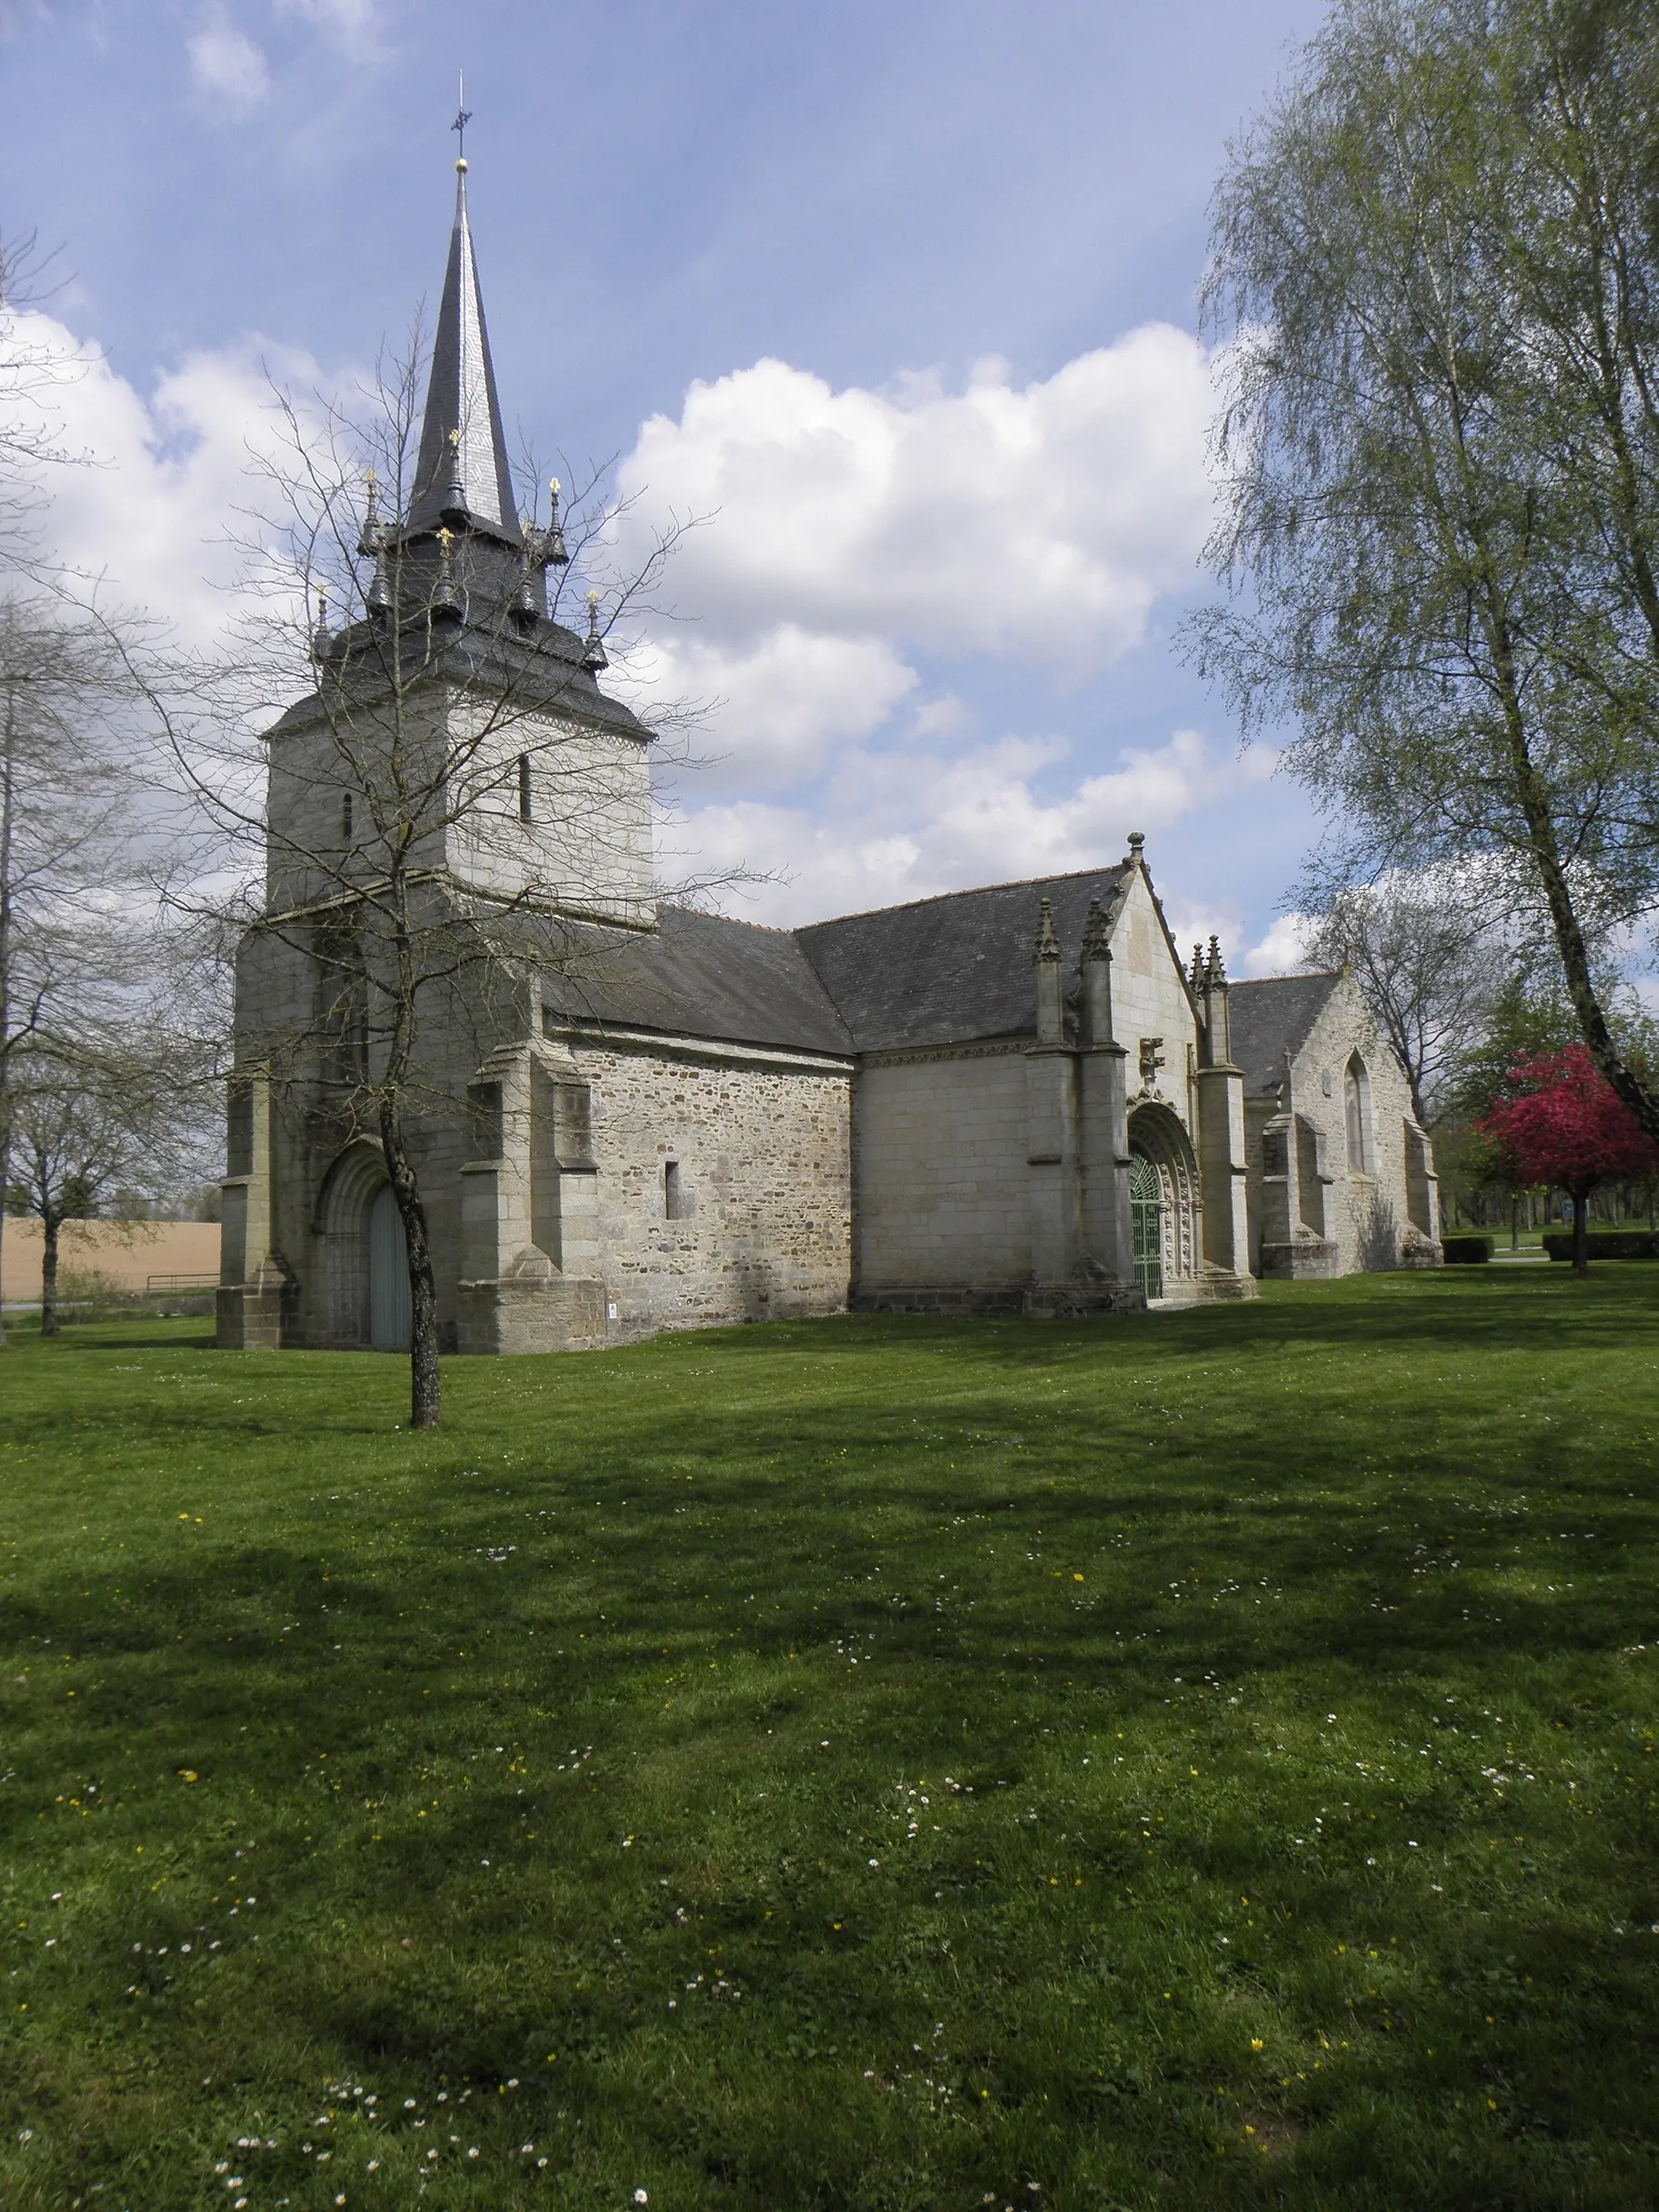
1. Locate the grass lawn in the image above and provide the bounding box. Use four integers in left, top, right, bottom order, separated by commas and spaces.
2, 1270, 1657, 2212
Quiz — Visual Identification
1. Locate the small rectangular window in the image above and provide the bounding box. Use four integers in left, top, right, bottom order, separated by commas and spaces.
341, 791, 353, 840
517, 753, 532, 823
664, 1160, 689, 1219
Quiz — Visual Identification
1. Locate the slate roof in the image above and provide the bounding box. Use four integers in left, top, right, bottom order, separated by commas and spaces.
542, 904, 854, 1057
1227, 973, 1342, 1096
540, 863, 1164, 1060
270, 169, 648, 746
793, 865, 1134, 1053
268, 621, 650, 743
407, 164, 518, 538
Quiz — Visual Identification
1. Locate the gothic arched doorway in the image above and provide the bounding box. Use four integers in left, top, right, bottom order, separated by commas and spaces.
368, 1184, 411, 1351
1130, 1151, 1165, 1302
1126, 1103, 1201, 1303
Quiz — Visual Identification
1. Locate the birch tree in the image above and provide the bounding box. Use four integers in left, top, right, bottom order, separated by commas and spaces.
1192, 0, 1659, 1140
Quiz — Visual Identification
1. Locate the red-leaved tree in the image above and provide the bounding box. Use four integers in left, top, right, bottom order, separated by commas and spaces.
1476, 1046, 1659, 1276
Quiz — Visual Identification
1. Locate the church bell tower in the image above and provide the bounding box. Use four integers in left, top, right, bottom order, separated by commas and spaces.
266, 143, 658, 930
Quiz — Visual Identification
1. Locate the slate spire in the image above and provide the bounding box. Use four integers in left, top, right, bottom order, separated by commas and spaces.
407, 154, 517, 538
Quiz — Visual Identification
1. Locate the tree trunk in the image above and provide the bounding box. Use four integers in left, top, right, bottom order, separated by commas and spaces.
40, 1209, 60, 1336
1, 686, 15, 1355
1518, 776, 1659, 1145
1572, 1190, 1589, 1279
379, 1099, 441, 1430
1451, 489, 1659, 1154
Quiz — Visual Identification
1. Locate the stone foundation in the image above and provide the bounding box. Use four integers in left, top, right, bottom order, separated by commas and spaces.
216, 1263, 290, 1349
1154, 1265, 1259, 1306
854, 1277, 1146, 1319
457, 1274, 607, 1355
854, 1285, 1025, 1317
1260, 1236, 1341, 1281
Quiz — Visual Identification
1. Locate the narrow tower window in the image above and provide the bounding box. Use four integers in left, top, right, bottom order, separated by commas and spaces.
517, 753, 532, 823
664, 1160, 690, 1220
341, 791, 353, 841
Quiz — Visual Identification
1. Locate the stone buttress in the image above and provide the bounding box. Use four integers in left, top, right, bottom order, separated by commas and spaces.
1024, 896, 1142, 1315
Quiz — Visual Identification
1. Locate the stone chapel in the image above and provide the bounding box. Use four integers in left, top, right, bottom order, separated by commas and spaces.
216, 163, 1441, 1355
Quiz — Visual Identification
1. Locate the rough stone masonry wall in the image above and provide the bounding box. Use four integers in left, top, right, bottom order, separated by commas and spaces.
569, 1041, 853, 1338
1297, 988, 1429, 1272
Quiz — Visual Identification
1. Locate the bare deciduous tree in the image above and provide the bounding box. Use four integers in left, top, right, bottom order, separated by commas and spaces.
131, 225, 720, 1427
4, 1042, 190, 1335
1297, 866, 1530, 1126
0, 595, 179, 1342
0, 228, 93, 565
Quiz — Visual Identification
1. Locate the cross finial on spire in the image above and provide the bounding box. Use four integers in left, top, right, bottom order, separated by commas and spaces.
408, 105, 516, 537
430, 526, 460, 620
581, 589, 609, 672
451, 72, 472, 165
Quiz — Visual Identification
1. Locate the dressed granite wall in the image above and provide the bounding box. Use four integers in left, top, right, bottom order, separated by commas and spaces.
218, 919, 526, 1353
1111, 870, 1205, 1144
850, 1047, 1032, 1298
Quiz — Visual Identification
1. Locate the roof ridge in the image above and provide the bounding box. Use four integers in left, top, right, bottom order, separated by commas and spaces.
797, 861, 1131, 933
1230, 969, 1341, 988
660, 901, 799, 938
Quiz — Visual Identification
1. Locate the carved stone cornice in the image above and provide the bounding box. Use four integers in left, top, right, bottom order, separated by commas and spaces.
860, 1038, 1032, 1069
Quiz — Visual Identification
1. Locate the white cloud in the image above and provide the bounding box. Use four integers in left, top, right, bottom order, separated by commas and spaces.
1242, 912, 1315, 977
2, 308, 333, 648
666, 726, 1262, 925
275, 0, 385, 60
188, 13, 271, 115
613, 330, 1221, 838
615, 330, 1213, 680
2, 298, 1287, 948
908, 694, 969, 740
626, 622, 917, 792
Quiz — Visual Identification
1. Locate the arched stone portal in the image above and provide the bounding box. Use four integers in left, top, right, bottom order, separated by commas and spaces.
313, 1139, 393, 1348
1129, 1152, 1164, 1301
1127, 1103, 1201, 1304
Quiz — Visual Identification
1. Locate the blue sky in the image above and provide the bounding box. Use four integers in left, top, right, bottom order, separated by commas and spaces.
0, 0, 1332, 961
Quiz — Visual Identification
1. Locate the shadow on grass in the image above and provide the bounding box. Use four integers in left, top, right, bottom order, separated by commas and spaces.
20, 1324, 220, 1354
4, 1272, 1659, 2207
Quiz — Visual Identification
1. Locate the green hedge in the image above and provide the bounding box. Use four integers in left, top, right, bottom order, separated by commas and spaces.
1442, 1235, 1492, 1263
1542, 1229, 1659, 1262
